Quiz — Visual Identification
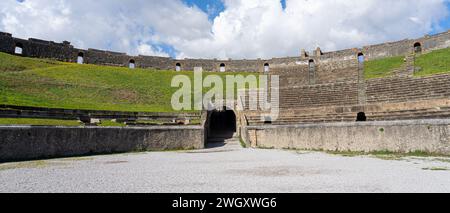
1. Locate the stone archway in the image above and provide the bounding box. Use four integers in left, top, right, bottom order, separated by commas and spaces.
357, 112, 367, 122
77, 52, 84, 64
207, 109, 237, 145
14, 43, 24, 55
414, 42, 422, 54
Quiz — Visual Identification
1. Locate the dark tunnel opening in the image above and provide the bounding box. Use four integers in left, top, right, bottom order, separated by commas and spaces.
208, 110, 237, 145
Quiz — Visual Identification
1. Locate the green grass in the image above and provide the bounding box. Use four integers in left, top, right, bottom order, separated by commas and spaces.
422, 167, 450, 171
257, 146, 275, 149
363, 47, 450, 79
364, 55, 404, 79
131, 120, 166, 125
0, 52, 258, 112
414, 47, 450, 76
189, 119, 202, 125
0, 53, 64, 72
0, 160, 50, 171
325, 149, 446, 160
98, 120, 126, 127
0, 118, 81, 126
239, 137, 247, 148
0, 118, 166, 127
291, 148, 447, 160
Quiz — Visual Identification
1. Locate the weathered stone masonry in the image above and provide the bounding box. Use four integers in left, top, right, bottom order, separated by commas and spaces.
244, 119, 450, 155
0, 125, 205, 162
2, 30, 450, 157
1, 30, 449, 77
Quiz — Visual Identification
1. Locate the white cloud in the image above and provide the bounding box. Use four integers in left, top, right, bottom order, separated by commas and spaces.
137, 44, 167, 57
179, 0, 449, 59
0, 0, 449, 59
0, 0, 211, 57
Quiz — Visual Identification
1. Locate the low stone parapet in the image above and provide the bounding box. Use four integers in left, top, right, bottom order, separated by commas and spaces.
0, 125, 204, 162
243, 119, 450, 155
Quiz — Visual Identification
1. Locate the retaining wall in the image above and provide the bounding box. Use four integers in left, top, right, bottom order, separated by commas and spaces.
0, 126, 204, 162
244, 119, 450, 155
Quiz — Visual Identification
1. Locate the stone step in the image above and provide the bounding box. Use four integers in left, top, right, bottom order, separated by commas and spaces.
245, 106, 450, 125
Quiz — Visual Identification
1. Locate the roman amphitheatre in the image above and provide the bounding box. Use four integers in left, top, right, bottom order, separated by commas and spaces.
1, 30, 450, 193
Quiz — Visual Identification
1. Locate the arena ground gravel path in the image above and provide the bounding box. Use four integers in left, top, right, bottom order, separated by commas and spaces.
1, 139, 450, 193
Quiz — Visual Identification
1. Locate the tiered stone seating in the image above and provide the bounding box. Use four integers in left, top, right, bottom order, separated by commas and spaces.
316, 59, 359, 83
245, 105, 450, 125
366, 74, 450, 104
240, 82, 359, 111
243, 92, 450, 126
241, 72, 450, 126
245, 112, 356, 125
278, 82, 359, 109
367, 107, 450, 121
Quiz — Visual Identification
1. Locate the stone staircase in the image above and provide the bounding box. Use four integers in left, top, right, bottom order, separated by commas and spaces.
389, 54, 414, 77
207, 137, 241, 148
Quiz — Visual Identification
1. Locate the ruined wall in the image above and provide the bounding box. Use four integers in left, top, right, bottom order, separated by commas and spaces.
271, 58, 359, 87
173, 58, 266, 72
244, 119, 450, 155
1, 30, 448, 76
362, 31, 450, 60
0, 125, 204, 162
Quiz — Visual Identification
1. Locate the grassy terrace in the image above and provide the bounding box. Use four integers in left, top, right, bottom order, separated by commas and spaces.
0, 118, 129, 127
364, 47, 450, 79
414, 47, 450, 76
364, 55, 404, 79
0, 52, 256, 113
0, 118, 81, 126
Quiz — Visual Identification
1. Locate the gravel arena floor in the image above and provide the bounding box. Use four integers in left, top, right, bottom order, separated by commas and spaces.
1, 139, 450, 193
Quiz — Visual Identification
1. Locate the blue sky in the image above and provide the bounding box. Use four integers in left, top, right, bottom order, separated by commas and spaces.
436, 0, 450, 33
183, 0, 226, 21
183, 0, 287, 20
2, 0, 450, 59
183, 0, 449, 34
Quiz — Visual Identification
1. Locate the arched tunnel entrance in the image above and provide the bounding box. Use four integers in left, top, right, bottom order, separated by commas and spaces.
207, 109, 237, 146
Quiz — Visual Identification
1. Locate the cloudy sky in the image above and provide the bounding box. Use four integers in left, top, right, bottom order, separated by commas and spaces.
1, 0, 449, 59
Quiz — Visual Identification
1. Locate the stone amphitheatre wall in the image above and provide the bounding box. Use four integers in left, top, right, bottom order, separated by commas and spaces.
0, 125, 205, 162
242, 73, 450, 126
1, 31, 450, 157
1, 30, 449, 78
244, 119, 450, 155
